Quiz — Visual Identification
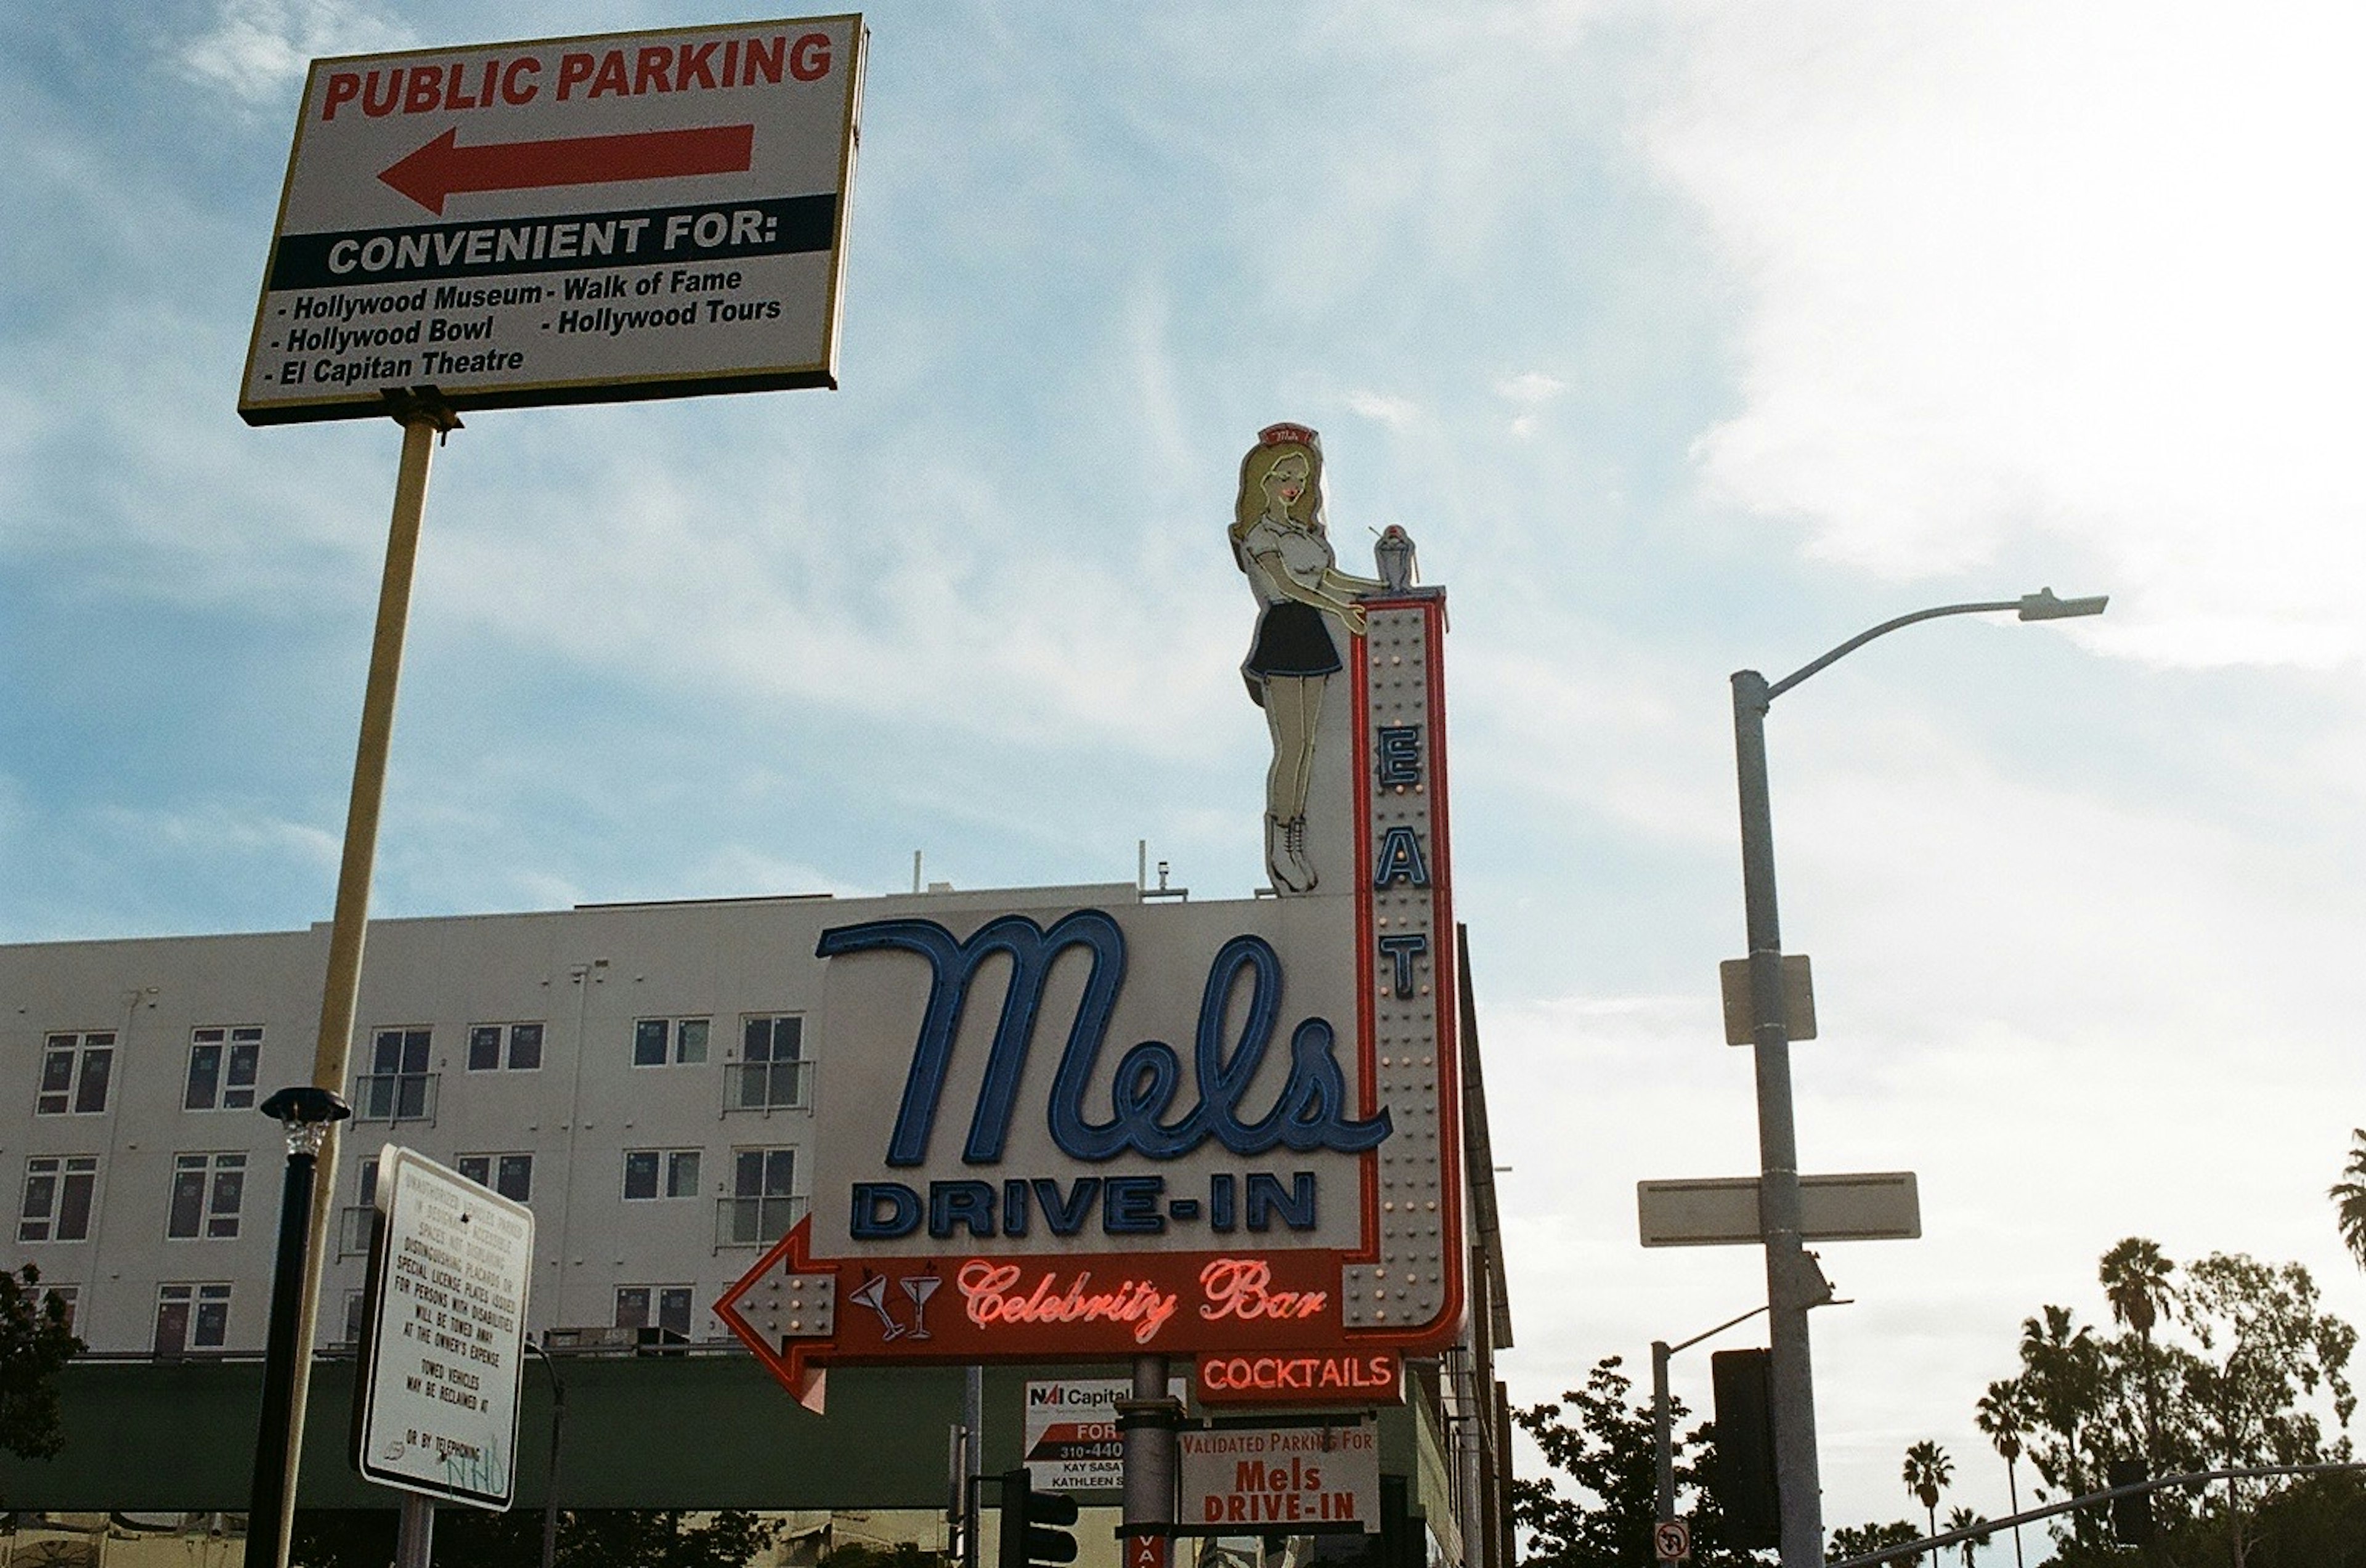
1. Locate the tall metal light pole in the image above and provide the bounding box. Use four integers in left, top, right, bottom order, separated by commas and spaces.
1731, 587, 2107, 1568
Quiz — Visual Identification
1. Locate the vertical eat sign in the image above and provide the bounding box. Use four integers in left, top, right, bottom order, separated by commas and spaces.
717, 585, 1463, 1407
240, 15, 864, 424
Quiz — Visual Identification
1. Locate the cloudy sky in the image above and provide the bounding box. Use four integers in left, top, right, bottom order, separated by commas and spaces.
8, 0, 2366, 1548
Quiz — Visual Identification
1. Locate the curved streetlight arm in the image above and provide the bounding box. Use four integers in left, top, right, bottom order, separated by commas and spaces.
1763, 601, 2015, 702
1761, 589, 2108, 703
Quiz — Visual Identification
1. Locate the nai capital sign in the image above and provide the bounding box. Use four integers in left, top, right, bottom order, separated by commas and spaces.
719, 467, 1459, 1403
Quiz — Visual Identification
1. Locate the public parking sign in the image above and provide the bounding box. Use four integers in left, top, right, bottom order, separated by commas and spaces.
239, 16, 864, 424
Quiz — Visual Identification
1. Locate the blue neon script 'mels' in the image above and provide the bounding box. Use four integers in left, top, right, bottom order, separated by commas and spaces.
815, 911, 1392, 1165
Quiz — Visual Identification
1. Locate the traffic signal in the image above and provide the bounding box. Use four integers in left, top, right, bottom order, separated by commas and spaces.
999, 1468, 1079, 1568
2108, 1458, 2155, 1545
1709, 1349, 1780, 1550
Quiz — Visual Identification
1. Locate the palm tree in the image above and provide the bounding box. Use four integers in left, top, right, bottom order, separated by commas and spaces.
1943, 1506, 1991, 1568
1975, 1379, 2032, 1568
2099, 1237, 2176, 1482
2016, 1303, 2106, 1535
2331, 1129, 2366, 1272
1902, 1440, 1953, 1565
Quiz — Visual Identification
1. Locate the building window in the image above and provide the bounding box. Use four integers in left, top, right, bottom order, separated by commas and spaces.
731, 1015, 807, 1110
184, 1026, 262, 1110
357, 1028, 436, 1123
338, 1159, 381, 1259
168, 1153, 247, 1240
155, 1283, 230, 1356
343, 1288, 368, 1344
623, 1150, 701, 1201
615, 1286, 694, 1339
632, 1017, 709, 1066
18, 1156, 98, 1243
38, 1033, 115, 1116
720, 1148, 802, 1246
457, 1153, 532, 1203
466, 1022, 544, 1072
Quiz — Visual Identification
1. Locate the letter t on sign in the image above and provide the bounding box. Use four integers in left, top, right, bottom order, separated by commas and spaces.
1375, 933, 1429, 999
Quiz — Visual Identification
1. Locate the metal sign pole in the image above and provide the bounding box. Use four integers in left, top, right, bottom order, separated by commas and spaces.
395, 1493, 435, 1568
964, 1365, 985, 1568
1119, 1357, 1180, 1568
252, 392, 458, 1568
1731, 667, 1823, 1568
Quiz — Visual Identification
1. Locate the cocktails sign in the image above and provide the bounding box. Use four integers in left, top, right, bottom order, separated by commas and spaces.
718, 426, 1460, 1405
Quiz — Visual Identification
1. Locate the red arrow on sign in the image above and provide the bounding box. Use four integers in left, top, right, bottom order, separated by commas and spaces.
379, 124, 756, 216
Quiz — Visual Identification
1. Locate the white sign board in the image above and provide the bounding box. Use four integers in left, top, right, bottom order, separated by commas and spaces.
240, 15, 864, 424
1024, 1378, 1126, 1493
1636, 1171, 1921, 1248
1177, 1423, 1380, 1534
1023, 1376, 1185, 1493
355, 1145, 535, 1509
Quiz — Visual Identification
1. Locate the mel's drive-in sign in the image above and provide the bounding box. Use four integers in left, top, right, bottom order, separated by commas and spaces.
239, 15, 864, 424
715, 577, 1465, 1410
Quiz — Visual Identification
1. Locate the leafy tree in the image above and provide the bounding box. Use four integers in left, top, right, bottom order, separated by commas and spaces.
1898, 1442, 1951, 1563
1977, 1241, 2357, 1568
1511, 1355, 1766, 1568
0, 1264, 83, 1469
2174, 1251, 2357, 1568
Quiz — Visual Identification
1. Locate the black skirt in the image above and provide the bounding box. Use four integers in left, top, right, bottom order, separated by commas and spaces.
1244, 600, 1343, 680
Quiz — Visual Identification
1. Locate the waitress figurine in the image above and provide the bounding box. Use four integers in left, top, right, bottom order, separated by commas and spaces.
1229, 423, 1384, 894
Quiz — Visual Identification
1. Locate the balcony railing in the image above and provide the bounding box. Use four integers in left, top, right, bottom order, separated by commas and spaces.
725, 1057, 813, 1114
716, 1193, 808, 1248
351, 1071, 437, 1124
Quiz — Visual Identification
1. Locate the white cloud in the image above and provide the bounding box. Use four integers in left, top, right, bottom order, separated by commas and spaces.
1645, 2, 2366, 668
90, 802, 340, 872
1496, 372, 1567, 405
177, 0, 413, 104
410, 418, 1248, 760
1345, 391, 1420, 430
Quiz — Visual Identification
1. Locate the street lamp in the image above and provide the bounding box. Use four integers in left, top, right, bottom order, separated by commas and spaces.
246, 1086, 353, 1568
1731, 586, 2107, 1568
1653, 1303, 1770, 1529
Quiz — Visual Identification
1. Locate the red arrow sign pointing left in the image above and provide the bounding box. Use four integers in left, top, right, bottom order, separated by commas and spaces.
380, 124, 756, 216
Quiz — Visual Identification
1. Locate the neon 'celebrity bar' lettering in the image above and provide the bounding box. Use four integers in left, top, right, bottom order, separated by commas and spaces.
815, 911, 1391, 1165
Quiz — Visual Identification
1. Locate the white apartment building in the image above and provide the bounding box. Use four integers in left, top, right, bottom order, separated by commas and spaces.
1, 882, 1150, 1357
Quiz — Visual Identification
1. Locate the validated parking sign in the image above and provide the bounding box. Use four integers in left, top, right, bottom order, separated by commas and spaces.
240, 16, 864, 423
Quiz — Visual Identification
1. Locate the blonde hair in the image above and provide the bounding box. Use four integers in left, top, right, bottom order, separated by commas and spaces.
1230, 426, 1325, 568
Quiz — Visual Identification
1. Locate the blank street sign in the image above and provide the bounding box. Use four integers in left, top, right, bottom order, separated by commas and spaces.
1718, 954, 1816, 1045
1637, 1171, 1920, 1248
